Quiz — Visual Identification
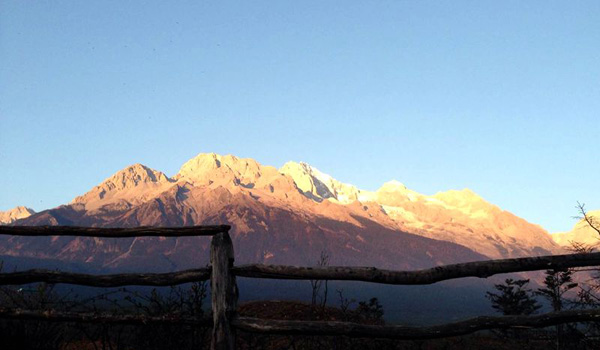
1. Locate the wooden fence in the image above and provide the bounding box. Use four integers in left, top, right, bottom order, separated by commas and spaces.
1, 225, 600, 349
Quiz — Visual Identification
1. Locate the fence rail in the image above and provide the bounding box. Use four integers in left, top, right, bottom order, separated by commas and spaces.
1, 225, 600, 350
4, 253, 600, 287
0, 308, 213, 326
233, 252, 600, 284
0, 267, 211, 287
0, 225, 230, 237
233, 309, 600, 340
2, 307, 599, 340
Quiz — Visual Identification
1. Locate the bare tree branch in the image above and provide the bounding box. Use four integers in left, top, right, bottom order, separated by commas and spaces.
576, 202, 600, 237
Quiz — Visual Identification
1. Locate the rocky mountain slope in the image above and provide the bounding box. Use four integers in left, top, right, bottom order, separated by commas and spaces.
0, 206, 35, 224
1, 153, 562, 272
280, 161, 560, 258
551, 210, 600, 248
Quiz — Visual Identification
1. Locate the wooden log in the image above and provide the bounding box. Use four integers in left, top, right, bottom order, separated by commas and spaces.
210, 231, 238, 350
233, 252, 600, 285
0, 268, 211, 287
0, 308, 212, 326
233, 308, 600, 340
3, 308, 599, 341
0, 225, 230, 237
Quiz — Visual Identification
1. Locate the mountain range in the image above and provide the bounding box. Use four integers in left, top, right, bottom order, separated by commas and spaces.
1, 153, 581, 273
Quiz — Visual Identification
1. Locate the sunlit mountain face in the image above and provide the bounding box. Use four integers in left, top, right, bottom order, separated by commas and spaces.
551, 209, 600, 248
0, 206, 35, 225
1, 153, 563, 272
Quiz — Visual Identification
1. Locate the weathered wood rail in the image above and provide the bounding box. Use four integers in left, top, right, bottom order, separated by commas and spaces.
233, 309, 600, 340
233, 252, 600, 284
1, 225, 600, 350
0, 308, 213, 326
0, 225, 230, 237
0, 267, 211, 287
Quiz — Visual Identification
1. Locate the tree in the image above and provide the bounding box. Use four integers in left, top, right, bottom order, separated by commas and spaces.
355, 297, 384, 324
336, 288, 356, 321
536, 269, 577, 312
309, 250, 330, 308
536, 269, 578, 349
486, 278, 541, 316
575, 201, 600, 238
569, 202, 600, 308
569, 202, 600, 344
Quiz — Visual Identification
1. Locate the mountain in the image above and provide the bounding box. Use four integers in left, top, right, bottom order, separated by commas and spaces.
551, 210, 600, 248
1, 153, 562, 272
279, 161, 366, 203
280, 162, 560, 259
72, 163, 173, 211
370, 185, 559, 258
0, 206, 35, 224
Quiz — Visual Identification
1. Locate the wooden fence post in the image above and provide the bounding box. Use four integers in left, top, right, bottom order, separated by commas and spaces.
210, 230, 238, 350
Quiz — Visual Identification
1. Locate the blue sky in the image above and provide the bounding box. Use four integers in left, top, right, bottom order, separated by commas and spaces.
1, 1, 599, 233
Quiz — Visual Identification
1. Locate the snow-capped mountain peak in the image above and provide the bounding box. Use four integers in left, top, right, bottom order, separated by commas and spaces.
279, 161, 363, 204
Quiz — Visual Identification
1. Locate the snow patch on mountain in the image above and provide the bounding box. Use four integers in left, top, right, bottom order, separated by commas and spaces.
279, 161, 365, 204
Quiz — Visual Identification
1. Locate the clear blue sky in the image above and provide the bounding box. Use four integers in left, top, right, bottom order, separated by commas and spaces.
1, 1, 599, 233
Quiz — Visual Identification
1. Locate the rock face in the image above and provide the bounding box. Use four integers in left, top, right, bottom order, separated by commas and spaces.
72, 163, 174, 211
2, 153, 563, 272
0, 206, 35, 224
279, 161, 365, 203
371, 185, 560, 259
281, 161, 560, 259
551, 210, 600, 248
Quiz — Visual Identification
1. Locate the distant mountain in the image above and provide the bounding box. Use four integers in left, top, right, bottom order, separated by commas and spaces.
0, 206, 35, 224
280, 161, 560, 259
2, 153, 562, 272
551, 210, 600, 248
